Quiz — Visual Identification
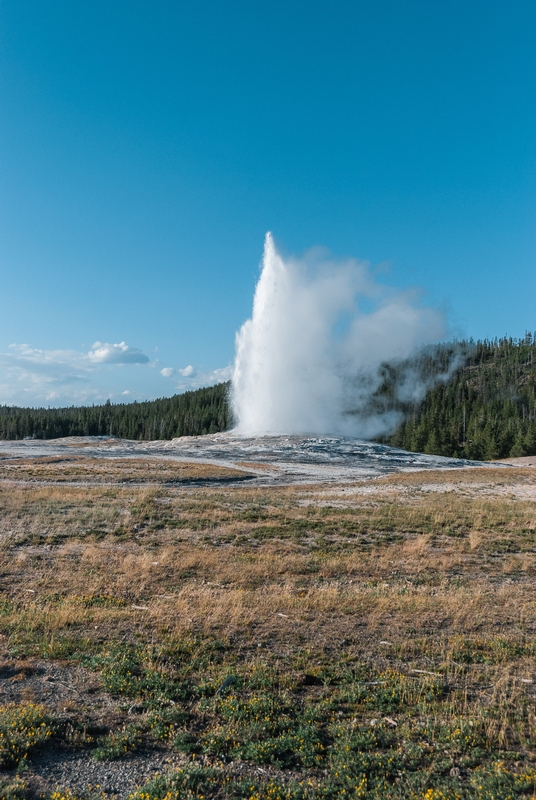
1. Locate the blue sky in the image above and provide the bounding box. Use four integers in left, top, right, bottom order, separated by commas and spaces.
1, 0, 535, 406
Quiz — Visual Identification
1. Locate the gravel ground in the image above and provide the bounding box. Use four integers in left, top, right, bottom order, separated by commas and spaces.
26, 749, 184, 796
0, 653, 184, 797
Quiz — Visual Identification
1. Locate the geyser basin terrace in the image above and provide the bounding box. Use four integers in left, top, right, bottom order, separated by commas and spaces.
0, 432, 487, 486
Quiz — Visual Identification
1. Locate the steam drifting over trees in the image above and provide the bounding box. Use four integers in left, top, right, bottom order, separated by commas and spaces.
386, 335, 536, 460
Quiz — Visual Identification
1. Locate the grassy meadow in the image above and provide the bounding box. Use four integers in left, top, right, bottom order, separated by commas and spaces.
0, 456, 535, 798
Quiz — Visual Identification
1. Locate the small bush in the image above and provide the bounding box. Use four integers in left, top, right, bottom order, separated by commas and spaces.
0, 775, 28, 800
0, 703, 54, 768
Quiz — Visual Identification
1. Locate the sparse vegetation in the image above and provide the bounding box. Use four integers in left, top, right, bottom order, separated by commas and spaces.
0, 457, 535, 797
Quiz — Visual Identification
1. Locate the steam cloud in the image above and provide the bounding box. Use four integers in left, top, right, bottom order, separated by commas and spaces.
231, 233, 447, 438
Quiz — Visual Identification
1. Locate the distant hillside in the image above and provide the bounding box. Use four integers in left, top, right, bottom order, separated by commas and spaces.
386, 336, 536, 460
0, 382, 231, 441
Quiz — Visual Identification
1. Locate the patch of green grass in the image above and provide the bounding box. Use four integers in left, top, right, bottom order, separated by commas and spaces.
449, 636, 535, 664
123, 758, 536, 799
92, 724, 142, 761
75, 594, 127, 608
84, 645, 191, 703
147, 706, 189, 740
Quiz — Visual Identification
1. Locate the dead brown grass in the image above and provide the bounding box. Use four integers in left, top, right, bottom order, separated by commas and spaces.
0, 455, 250, 484
379, 465, 530, 485
0, 460, 535, 658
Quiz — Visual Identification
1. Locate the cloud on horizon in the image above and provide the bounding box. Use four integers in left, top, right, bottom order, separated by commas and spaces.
0, 342, 230, 407
160, 363, 232, 389
174, 365, 231, 391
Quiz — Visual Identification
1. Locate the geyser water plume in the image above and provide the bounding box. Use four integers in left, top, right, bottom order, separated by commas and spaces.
232, 233, 446, 437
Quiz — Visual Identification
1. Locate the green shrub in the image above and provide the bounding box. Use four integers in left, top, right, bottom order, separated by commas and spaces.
92, 724, 142, 761
0, 703, 54, 768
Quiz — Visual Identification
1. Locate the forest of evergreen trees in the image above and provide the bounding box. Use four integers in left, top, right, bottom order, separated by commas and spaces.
3, 336, 536, 460
0, 383, 230, 441
386, 335, 536, 460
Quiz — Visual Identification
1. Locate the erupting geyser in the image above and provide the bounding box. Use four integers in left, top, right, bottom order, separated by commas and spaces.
231, 233, 446, 437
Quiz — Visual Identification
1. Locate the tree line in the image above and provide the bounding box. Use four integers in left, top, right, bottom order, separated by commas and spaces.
0, 383, 231, 441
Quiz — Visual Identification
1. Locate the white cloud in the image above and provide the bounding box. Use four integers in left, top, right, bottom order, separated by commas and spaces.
0, 342, 229, 407
88, 341, 149, 364
207, 366, 232, 383
8, 343, 85, 368
0, 340, 153, 406
174, 365, 232, 391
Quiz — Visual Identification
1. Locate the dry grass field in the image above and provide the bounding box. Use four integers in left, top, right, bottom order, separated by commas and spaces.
0, 456, 535, 799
